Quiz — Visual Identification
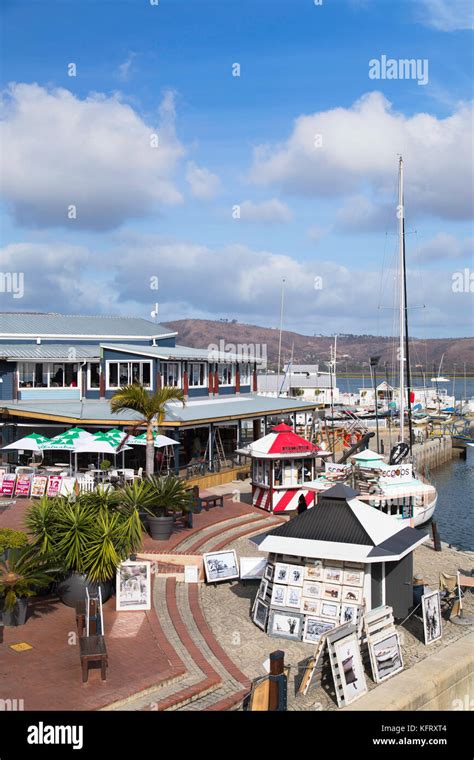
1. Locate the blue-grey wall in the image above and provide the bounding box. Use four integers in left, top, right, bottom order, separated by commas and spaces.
0, 361, 14, 401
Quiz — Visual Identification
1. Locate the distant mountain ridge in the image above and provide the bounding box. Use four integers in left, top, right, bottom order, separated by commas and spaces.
164, 319, 474, 373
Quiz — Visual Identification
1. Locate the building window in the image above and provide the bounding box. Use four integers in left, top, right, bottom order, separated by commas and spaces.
106, 361, 153, 390
217, 363, 234, 385
161, 362, 180, 387
87, 363, 100, 389
189, 362, 207, 387
240, 363, 251, 385
18, 362, 77, 388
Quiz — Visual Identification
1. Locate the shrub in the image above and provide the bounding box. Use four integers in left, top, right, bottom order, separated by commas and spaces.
0, 529, 29, 555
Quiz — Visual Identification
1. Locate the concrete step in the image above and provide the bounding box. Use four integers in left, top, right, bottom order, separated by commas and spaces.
174, 512, 264, 553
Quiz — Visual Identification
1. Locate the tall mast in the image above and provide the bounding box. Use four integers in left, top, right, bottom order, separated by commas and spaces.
398, 157, 405, 443
276, 278, 285, 396
398, 156, 414, 452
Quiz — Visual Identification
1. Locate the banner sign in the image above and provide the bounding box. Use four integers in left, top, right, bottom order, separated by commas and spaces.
47, 475, 63, 497
325, 462, 351, 476
378, 464, 413, 484
15, 476, 31, 497
31, 476, 48, 498
1, 474, 16, 496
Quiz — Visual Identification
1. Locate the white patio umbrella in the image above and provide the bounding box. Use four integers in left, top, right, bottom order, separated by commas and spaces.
74, 438, 133, 471
2, 433, 50, 453
42, 427, 96, 472
128, 433, 179, 448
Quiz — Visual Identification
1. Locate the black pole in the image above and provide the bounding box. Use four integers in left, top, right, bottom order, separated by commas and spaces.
401, 214, 414, 453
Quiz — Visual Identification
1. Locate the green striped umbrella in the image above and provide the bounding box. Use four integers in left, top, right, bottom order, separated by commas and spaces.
2, 432, 50, 452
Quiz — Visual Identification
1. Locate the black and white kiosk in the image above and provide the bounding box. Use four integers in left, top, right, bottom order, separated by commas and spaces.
253, 483, 427, 624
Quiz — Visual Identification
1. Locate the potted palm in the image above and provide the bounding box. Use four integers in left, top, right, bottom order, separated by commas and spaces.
145, 475, 191, 540
25, 490, 145, 607
110, 384, 185, 477
0, 547, 58, 626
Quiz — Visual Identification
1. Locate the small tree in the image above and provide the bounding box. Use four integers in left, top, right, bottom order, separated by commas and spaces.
110, 384, 185, 477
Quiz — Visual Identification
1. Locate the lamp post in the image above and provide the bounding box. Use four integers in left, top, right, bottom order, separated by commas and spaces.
370, 356, 381, 453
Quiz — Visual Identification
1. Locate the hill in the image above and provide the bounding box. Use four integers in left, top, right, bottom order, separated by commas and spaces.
164, 319, 474, 374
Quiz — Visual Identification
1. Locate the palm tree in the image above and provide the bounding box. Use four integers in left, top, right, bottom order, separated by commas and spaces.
110, 384, 185, 477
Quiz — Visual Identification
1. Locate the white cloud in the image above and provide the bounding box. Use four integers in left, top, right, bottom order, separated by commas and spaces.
118, 52, 137, 81
238, 198, 293, 224
335, 195, 394, 233
416, 0, 474, 31
0, 83, 185, 231
249, 92, 473, 225
2, 234, 470, 336
307, 225, 329, 244
413, 233, 473, 262
185, 161, 220, 200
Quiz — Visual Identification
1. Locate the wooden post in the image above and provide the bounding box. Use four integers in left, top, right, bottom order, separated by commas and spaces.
208, 365, 214, 395
268, 650, 286, 711
183, 363, 189, 397
431, 521, 442, 552
235, 363, 240, 394
252, 361, 257, 392
99, 367, 105, 400
156, 370, 162, 391
214, 364, 219, 395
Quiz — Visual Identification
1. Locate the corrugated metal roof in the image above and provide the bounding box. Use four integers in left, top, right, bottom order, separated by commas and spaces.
0, 313, 176, 338
101, 343, 264, 363
0, 344, 100, 360
0, 393, 318, 425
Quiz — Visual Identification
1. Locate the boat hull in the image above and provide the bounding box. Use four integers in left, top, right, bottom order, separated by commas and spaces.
412, 494, 438, 528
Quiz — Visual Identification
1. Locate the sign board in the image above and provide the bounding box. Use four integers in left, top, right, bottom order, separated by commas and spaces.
31, 476, 48, 498
15, 476, 31, 497
47, 476, 62, 497
240, 557, 266, 580
325, 462, 351, 476
1, 474, 16, 496
184, 565, 200, 584
378, 464, 413, 484
60, 477, 77, 496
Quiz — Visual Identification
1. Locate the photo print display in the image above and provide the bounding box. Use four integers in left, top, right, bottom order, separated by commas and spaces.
332, 634, 368, 706
286, 586, 302, 609
301, 598, 320, 615
322, 583, 342, 602
268, 610, 304, 641
422, 590, 443, 645
274, 563, 289, 584
302, 616, 336, 644
304, 561, 324, 581
323, 566, 343, 584
302, 581, 322, 600
369, 631, 404, 683
271, 584, 287, 607
287, 565, 304, 586
341, 586, 363, 604
264, 563, 274, 582
116, 561, 151, 611
253, 599, 270, 631
203, 550, 239, 583
342, 568, 364, 587
320, 601, 340, 621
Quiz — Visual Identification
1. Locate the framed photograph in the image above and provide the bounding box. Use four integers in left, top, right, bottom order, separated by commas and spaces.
274, 563, 289, 584
264, 563, 274, 582
422, 590, 442, 645
304, 562, 323, 581
268, 609, 303, 641
287, 564, 304, 586
301, 597, 320, 615
257, 579, 268, 601
340, 603, 361, 625
320, 601, 340, 621
369, 631, 404, 683
253, 599, 270, 631
341, 586, 363, 604
324, 566, 343, 584
286, 585, 302, 609
240, 556, 266, 580
302, 580, 322, 600
203, 550, 239, 583
322, 583, 342, 602
271, 584, 288, 607
332, 634, 368, 706
116, 560, 151, 611
342, 568, 364, 587
302, 616, 336, 644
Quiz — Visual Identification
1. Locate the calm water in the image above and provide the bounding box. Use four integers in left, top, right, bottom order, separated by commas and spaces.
421, 447, 474, 552
336, 376, 474, 551
337, 375, 474, 401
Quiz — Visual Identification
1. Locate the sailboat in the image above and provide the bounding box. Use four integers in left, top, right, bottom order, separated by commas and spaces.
430, 354, 450, 383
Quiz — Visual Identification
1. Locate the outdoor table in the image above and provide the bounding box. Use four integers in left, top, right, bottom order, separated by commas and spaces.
79, 635, 108, 682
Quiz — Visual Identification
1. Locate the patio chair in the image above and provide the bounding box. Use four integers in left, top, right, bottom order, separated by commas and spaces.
439, 571, 474, 618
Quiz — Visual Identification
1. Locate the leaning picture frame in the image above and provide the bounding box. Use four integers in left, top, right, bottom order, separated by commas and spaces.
253, 599, 270, 631
368, 630, 404, 683
203, 549, 239, 583
421, 590, 443, 645
268, 609, 304, 641
264, 563, 274, 582
302, 616, 336, 644
332, 632, 368, 707
257, 579, 268, 601
116, 560, 151, 611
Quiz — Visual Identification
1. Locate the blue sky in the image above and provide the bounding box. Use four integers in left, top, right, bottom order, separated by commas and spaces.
0, 0, 473, 337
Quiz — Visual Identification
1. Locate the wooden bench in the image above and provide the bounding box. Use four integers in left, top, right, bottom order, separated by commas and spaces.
75, 600, 86, 637
201, 494, 224, 510
79, 635, 108, 683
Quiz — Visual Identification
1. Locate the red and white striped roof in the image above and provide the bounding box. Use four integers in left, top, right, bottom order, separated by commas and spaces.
237, 422, 326, 459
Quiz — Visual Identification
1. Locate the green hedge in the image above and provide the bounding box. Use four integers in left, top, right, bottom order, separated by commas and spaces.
0, 528, 29, 554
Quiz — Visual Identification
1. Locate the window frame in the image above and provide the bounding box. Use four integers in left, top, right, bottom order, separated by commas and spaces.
106, 360, 153, 390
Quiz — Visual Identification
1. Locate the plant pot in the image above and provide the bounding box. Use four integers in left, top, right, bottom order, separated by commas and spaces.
148, 515, 175, 541
56, 571, 113, 608
2, 597, 28, 626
